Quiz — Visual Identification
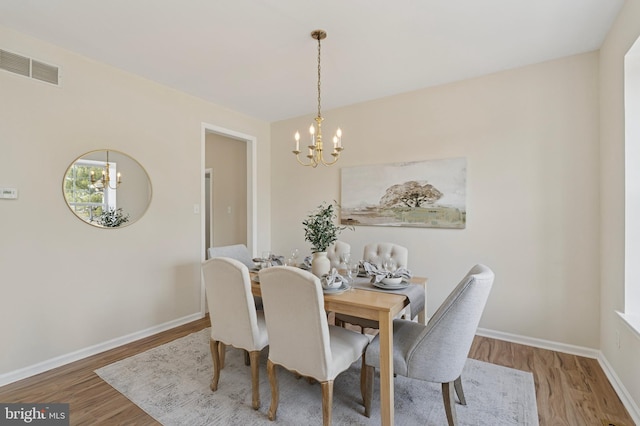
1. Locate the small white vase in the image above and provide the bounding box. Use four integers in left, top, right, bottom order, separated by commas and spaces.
311, 252, 331, 277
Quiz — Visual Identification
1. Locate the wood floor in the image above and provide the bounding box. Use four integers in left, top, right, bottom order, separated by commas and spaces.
0, 316, 634, 426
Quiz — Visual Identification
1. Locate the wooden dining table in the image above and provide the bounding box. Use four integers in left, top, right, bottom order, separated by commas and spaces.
251, 273, 427, 426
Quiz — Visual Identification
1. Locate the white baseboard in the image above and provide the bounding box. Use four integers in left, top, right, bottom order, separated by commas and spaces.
477, 327, 640, 423
0, 312, 204, 387
476, 327, 601, 358
597, 353, 640, 425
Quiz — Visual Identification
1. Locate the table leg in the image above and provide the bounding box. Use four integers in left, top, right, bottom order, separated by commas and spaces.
418, 309, 426, 325
378, 311, 394, 426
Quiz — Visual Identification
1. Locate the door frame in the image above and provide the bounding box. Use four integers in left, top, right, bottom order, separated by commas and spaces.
201, 123, 257, 313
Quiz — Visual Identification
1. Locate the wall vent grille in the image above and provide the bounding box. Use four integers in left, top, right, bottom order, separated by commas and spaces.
0, 49, 59, 85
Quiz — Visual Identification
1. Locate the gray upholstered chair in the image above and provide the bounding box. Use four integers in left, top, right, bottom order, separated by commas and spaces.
201, 257, 269, 410
208, 244, 263, 310
208, 244, 255, 267
326, 240, 351, 269
335, 242, 410, 332
258, 266, 370, 426
363, 264, 494, 425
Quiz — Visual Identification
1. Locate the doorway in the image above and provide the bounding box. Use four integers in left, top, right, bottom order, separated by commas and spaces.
201, 123, 257, 312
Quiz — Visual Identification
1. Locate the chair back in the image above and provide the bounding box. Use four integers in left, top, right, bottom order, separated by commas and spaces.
208, 244, 254, 268
326, 241, 351, 268
407, 264, 494, 383
202, 257, 265, 350
259, 266, 332, 379
363, 242, 408, 268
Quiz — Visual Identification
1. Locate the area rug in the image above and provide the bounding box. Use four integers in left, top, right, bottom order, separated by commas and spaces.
95, 329, 539, 425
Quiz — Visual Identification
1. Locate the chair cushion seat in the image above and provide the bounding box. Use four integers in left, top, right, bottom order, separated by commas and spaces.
364, 319, 426, 377
326, 325, 371, 380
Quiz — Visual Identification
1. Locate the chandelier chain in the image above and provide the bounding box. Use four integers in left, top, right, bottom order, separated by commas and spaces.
317, 34, 322, 118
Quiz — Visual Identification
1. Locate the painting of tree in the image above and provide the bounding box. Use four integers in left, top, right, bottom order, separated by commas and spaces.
340, 158, 466, 228
379, 181, 443, 208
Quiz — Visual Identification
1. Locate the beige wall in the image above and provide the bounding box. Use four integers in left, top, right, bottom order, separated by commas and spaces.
205, 133, 247, 247
599, 0, 640, 413
271, 52, 601, 349
0, 25, 271, 376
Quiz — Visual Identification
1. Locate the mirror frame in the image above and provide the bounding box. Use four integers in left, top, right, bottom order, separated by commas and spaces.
62, 149, 152, 228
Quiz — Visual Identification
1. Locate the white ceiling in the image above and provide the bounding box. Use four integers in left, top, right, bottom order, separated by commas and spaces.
0, 0, 624, 122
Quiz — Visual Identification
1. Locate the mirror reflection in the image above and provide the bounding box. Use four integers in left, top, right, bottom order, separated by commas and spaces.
63, 150, 152, 228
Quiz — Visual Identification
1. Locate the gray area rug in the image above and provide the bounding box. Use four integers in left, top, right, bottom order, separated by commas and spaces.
95, 329, 539, 425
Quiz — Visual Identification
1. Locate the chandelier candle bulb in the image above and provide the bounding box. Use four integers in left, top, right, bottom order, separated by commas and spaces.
294, 131, 300, 152
309, 124, 316, 146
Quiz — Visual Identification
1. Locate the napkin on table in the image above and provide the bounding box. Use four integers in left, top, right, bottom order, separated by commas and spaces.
322, 268, 349, 288
362, 261, 412, 283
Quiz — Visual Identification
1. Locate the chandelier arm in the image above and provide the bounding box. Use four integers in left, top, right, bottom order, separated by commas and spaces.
294, 152, 317, 167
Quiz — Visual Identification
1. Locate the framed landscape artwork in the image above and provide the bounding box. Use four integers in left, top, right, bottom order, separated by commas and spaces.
340, 157, 466, 229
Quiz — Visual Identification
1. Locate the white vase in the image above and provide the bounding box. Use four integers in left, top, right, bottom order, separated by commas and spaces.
311, 252, 331, 277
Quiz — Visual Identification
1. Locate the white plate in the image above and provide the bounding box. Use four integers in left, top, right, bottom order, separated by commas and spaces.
323, 283, 350, 295
373, 281, 409, 290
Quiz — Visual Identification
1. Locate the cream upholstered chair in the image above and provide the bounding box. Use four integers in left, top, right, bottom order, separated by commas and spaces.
335, 242, 410, 332
363, 264, 494, 425
326, 240, 351, 269
362, 242, 408, 269
202, 257, 269, 410
208, 244, 263, 310
258, 266, 370, 426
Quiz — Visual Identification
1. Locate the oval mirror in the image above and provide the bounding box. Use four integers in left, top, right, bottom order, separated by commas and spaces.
62, 150, 152, 228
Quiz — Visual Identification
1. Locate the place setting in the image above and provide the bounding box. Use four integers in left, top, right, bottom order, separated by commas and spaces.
320, 268, 351, 295
359, 260, 413, 290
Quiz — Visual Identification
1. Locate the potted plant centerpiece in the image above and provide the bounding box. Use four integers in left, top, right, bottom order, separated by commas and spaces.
302, 202, 351, 277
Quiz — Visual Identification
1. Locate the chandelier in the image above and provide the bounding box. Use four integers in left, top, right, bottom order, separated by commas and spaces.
292, 29, 343, 167
90, 150, 122, 191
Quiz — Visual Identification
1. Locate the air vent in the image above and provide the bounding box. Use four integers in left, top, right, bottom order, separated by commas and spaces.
0, 50, 30, 76
0, 49, 60, 86
32, 60, 59, 85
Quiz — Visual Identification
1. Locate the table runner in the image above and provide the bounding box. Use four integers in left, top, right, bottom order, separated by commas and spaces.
350, 276, 425, 319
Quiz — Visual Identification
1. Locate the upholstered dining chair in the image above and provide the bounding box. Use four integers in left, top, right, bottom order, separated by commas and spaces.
362, 242, 409, 269
258, 266, 370, 426
201, 257, 269, 410
208, 243, 263, 310
335, 242, 410, 332
208, 244, 255, 267
362, 264, 494, 425
326, 240, 351, 269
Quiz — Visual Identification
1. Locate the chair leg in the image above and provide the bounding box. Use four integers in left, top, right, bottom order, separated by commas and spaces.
244, 350, 250, 366
454, 375, 466, 405
209, 339, 221, 391
442, 381, 458, 426
249, 351, 261, 410
360, 357, 366, 403
321, 380, 334, 426
363, 365, 374, 418
218, 342, 226, 369
267, 360, 279, 421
